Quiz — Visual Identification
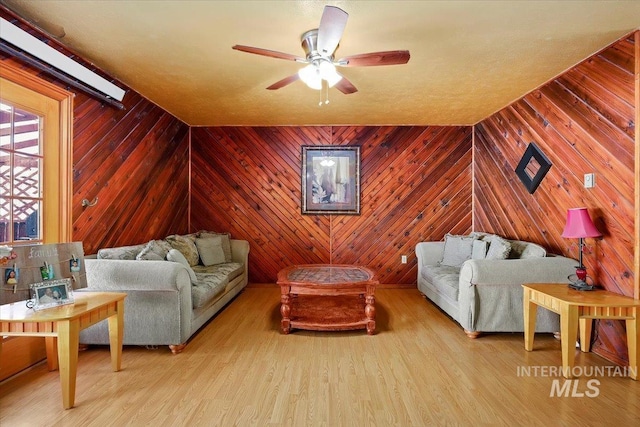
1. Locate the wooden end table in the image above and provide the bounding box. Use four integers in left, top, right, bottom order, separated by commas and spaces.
0, 291, 126, 408
522, 283, 640, 380
277, 264, 378, 335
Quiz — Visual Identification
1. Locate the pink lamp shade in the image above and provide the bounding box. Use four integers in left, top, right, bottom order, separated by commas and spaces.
561, 208, 602, 238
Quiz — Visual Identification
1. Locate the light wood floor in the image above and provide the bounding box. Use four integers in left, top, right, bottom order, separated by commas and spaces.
1, 287, 639, 426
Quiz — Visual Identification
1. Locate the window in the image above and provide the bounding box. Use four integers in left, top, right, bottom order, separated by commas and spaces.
1, 102, 43, 243
0, 62, 73, 245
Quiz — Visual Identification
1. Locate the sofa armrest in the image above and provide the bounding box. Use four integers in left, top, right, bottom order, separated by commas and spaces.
456, 255, 576, 332
230, 239, 249, 264
459, 255, 576, 286
80, 259, 193, 346
84, 259, 192, 292
415, 242, 444, 267
231, 239, 250, 281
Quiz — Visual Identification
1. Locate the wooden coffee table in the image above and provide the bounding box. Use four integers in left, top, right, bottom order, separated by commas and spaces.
277, 264, 378, 335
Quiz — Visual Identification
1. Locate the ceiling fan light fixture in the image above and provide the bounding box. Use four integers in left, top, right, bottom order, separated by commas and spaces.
319, 61, 342, 87
298, 63, 322, 90
298, 61, 342, 90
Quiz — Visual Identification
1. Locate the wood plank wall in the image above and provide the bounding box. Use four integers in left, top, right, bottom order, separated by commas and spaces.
191, 126, 472, 284
474, 35, 636, 365
0, 9, 190, 255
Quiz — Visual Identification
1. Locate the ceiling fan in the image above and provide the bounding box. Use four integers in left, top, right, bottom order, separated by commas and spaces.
232, 5, 410, 96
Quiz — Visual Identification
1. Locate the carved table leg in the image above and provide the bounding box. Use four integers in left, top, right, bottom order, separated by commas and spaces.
365, 294, 376, 335
280, 292, 291, 334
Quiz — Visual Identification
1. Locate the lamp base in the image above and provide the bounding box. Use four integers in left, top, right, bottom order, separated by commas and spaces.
568, 279, 596, 291
567, 266, 595, 291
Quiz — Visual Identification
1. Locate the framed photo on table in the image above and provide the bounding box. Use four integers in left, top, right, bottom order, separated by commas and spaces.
30, 278, 74, 310
301, 146, 360, 215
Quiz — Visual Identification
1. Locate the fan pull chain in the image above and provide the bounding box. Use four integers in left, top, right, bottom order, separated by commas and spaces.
318, 83, 330, 106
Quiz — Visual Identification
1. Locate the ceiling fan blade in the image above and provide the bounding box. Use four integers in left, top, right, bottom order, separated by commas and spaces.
316, 6, 348, 56
266, 73, 300, 90
232, 45, 306, 62
334, 75, 358, 94
337, 50, 410, 67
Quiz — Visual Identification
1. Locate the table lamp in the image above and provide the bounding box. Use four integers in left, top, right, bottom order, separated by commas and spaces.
561, 207, 602, 291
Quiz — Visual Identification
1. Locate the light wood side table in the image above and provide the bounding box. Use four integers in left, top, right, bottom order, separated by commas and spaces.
0, 292, 126, 408
522, 283, 640, 380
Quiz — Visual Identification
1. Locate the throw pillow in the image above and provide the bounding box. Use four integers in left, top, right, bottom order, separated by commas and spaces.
166, 234, 200, 266
486, 236, 512, 260
167, 249, 198, 284
509, 240, 547, 259
441, 234, 475, 267
471, 239, 489, 260
136, 239, 172, 261
197, 231, 232, 262
195, 236, 227, 266
97, 243, 146, 260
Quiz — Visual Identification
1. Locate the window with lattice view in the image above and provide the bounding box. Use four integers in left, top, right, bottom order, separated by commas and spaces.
0, 102, 42, 244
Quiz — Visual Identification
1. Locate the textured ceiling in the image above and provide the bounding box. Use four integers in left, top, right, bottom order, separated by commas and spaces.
2, 1, 640, 126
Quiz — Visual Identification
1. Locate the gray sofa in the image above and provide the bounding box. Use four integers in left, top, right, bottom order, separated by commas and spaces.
415, 232, 576, 338
78, 233, 249, 353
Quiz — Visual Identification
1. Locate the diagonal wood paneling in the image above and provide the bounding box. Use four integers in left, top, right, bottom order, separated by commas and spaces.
191, 126, 471, 284
0, 8, 190, 255
72, 89, 190, 253
474, 35, 636, 365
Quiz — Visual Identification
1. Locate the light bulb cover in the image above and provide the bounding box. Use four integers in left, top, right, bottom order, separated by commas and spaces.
318, 61, 342, 87
298, 60, 341, 90
298, 64, 322, 90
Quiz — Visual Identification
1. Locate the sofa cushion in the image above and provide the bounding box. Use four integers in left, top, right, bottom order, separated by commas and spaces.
136, 240, 172, 260
508, 240, 547, 259
166, 234, 200, 266
196, 236, 227, 266
192, 262, 244, 282
97, 243, 146, 260
486, 236, 511, 260
191, 272, 229, 309
197, 231, 232, 262
441, 234, 474, 267
191, 273, 229, 308
167, 249, 198, 284
422, 265, 460, 301
472, 239, 489, 260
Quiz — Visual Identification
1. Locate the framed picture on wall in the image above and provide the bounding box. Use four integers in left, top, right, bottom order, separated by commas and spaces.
515, 142, 552, 194
301, 146, 361, 215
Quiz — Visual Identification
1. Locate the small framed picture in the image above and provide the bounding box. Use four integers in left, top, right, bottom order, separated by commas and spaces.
70, 258, 81, 272
40, 264, 55, 280
30, 279, 74, 310
4, 267, 19, 286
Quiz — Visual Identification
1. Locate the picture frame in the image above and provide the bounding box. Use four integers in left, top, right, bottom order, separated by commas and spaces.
30, 278, 74, 310
302, 146, 360, 215
515, 142, 552, 194
4, 267, 19, 286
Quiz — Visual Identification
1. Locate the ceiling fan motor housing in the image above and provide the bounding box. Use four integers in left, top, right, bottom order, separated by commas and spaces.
301, 29, 336, 62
